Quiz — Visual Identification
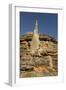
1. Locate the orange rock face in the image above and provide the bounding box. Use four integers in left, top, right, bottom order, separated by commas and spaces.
20, 33, 58, 77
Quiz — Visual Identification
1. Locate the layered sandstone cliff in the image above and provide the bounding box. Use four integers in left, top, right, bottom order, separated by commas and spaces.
20, 32, 58, 78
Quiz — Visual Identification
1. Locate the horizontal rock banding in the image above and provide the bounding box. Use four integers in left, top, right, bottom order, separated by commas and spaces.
20, 33, 58, 77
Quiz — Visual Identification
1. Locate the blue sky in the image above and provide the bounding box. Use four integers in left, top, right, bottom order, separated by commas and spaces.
20, 12, 58, 40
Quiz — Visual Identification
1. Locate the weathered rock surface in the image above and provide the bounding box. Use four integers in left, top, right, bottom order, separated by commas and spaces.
20, 33, 58, 77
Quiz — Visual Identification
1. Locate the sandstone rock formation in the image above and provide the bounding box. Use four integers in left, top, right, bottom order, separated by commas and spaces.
20, 33, 58, 78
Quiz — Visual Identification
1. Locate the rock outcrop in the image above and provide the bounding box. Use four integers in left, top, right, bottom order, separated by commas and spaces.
20, 33, 58, 78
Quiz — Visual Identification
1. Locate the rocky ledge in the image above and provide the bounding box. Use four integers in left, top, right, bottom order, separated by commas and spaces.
20, 32, 58, 78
